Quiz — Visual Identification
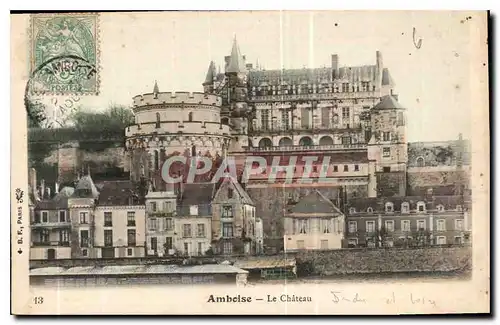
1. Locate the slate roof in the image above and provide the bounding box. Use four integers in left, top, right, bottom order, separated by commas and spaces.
347, 195, 470, 214
178, 183, 216, 206
226, 38, 246, 73
97, 180, 142, 206
213, 177, 254, 206
288, 190, 343, 215
372, 95, 405, 110
35, 186, 75, 210
381, 67, 394, 86
73, 175, 99, 198
204, 61, 216, 84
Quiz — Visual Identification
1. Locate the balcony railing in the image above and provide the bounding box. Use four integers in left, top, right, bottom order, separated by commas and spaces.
249, 91, 379, 102
32, 241, 70, 247
252, 124, 362, 134
31, 221, 71, 228
245, 143, 367, 152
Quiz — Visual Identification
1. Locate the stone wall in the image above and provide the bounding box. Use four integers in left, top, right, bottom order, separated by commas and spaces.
294, 246, 471, 276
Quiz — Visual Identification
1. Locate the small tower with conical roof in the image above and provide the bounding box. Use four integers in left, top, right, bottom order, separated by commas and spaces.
224, 36, 250, 151
203, 61, 217, 93
153, 80, 160, 98
367, 94, 408, 197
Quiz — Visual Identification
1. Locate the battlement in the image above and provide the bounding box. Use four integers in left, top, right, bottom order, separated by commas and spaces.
132, 92, 222, 108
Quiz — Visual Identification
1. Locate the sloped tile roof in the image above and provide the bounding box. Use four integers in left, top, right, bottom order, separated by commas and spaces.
372, 95, 405, 110
289, 190, 343, 215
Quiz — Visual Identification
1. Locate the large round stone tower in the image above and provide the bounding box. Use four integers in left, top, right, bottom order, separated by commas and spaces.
125, 83, 232, 187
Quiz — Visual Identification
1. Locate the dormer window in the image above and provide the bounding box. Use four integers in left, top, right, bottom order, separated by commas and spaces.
349, 207, 356, 214
385, 202, 394, 213
401, 202, 410, 214
367, 207, 374, 213
417, 201, 426, 213
456, 205, 463, 211
437, 204, 445, 212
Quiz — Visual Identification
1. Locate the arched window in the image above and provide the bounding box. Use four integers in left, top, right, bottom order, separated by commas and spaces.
349, 207, 356, 214
436, 204, 445, 212
319, 136, 334, 146
299, 136, 313, 147
416, 157, 425, 167
191, 146, 196, 157
332, 114, 339, 124
221, 117, 229, 125
258, 138, 272, 148
154, 150, 159, 170
188, 112, 193, 122
401, 202, 410, 213
278, 137, 293, 147
367, 207, 374, 213
155, 112, 161, 128
385, 202, 394, 213
417, 201, 426, 212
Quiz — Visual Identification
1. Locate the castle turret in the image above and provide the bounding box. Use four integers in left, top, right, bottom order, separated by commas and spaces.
225, 36, 249, 152
367, 95, 408, 197
203, 61, 217, 93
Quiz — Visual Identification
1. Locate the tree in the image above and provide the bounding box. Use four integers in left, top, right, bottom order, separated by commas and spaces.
69, 104, 134, 134
25, 97, 49, 128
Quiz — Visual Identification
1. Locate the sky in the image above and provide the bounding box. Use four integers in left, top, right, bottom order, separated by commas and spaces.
41, 11, 486, 142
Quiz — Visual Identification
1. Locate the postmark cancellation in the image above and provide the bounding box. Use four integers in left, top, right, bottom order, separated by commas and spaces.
29, 13, 100, 95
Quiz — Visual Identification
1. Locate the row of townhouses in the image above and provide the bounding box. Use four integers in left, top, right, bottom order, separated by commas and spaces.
29, 166, 471, 261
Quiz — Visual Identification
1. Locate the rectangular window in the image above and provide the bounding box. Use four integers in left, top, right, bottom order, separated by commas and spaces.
366, 221, 375, 233
281, 110, 290, 130
455, 219, 464, 231
197, 224, 206, 238
385, 220, 395, 232
299, 219, 308, 234
333, 165, 338, 172
322, 219, 331, 233
104, 212, 112, 227
354, 165, 359, 171
80, 230, 89, 247
104, 229, 113, 247
348, 221, 357, 233
348, 238, 358, 247
417, 219, 426, 231
151, 237, 157, 252
454, 236, 463, 245
148, 218, 158, 231
127, 229, 136, 246
341, 136, 352, 145
436, 236, 446, 245
183, 224, 192, 238
59, 229, 69, 243
321, 106, 330, 128
150, 202, 157, 212
228, 188, 234, 199
41, 211, 49, 223
165, 218, 173, 231
59, 210, 66, 222
383, 147, 391, 157
198, 242, 203, 256
222, 222, 233, 237
222, 206, 233, 218
402, 220, 411, 232
165, 237, 173, 251
362, 81, 370, 92
127, 211, 136, 227
342, 83, 349, 93
127, 248, 133, 256
223, 241, 233, 254
261, 109, 270, 131
184, 243, 189, 255
320, 240, 329, 249
39, 229, 49, 243
383, 132, 391, 141
342, 107, 350, 119
79, 212, 88, 224
297, 240, 305, 250
343, 165, 349, 172
437, 219, 446, 231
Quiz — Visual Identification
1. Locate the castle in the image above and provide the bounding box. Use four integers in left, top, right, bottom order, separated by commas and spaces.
28, 38, 471, 258
123, 37, 470, 251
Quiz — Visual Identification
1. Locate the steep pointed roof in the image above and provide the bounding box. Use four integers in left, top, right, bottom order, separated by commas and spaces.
204, 61, 217, 84
372, 95, 405, 110
213, 176, 254, 206
73, 175, 100, 198
381, 68, 395, 86
226, 37, 246, 73
289, 190, 343, 215
153, 80, 159, 94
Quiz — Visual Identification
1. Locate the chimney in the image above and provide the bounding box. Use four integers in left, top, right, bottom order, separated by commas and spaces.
55, 182, 59, 194
331, 54, 339, 78
40, 179, 45, 200
46, 187, 51, 199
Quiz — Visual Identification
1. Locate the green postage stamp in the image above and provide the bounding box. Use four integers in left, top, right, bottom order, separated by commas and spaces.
29, 13, 100, 95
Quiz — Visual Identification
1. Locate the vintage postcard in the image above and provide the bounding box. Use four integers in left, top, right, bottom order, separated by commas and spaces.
11, 11, 489, 315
